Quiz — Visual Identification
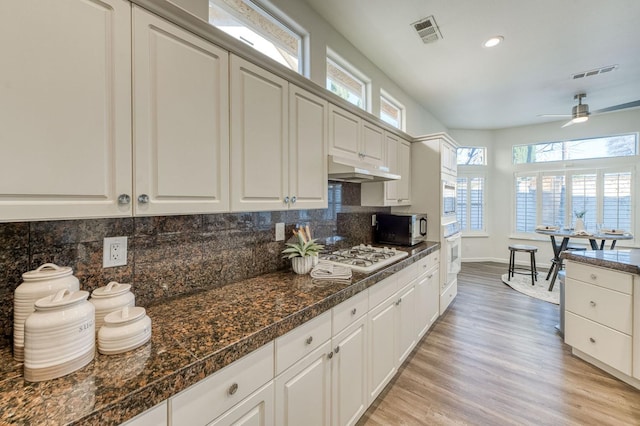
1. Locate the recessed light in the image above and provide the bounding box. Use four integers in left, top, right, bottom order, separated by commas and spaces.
483, 36, 504, 48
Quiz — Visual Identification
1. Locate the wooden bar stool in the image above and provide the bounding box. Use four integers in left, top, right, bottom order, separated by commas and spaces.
508, 244, 538, 284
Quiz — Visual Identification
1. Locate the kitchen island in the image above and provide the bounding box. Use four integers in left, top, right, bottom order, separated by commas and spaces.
0, 242, 439, 425
562, 249, 640, 391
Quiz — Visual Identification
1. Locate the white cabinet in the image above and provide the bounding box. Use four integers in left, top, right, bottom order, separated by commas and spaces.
209, 382, 274, 426
328, 106, 385, 167
441, 141, 458, 175
367, 292, 397, 402
415, 252, 440, 339
0, 0, 132, 221
170, 343, 274, 426
230, 55, 288, 212
288, 86, 329, 210
565, 262, 634, 376
360, 134, 411, 207
440, 278, 458, 315
395, 283, 416, 366
120, 401, 167, 426
133, 7, 229, 216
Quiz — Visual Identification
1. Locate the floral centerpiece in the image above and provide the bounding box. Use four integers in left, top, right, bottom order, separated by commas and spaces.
574, 210, 586, 232
282, 226, 324, 274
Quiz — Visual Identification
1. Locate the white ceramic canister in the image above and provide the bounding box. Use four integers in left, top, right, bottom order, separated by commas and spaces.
13, 263, 80, 361
98, 306, 151, 355
23, 289, 95, 382
90, 281, 135, 330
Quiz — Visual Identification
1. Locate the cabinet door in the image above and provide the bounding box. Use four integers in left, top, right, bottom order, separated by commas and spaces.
328, 105, 360, 161
209, 382, 274, 426
230, 56, 288, 212
415, 267, 439, 339
395, 284, 417, 366
361, 121, 385, 167
133, 7, 229, 216
288, 86, 328, 210
332, 317, 367, 426
275, 341, 332, 426
0, 0, 132, 221
367, 299, 397, 402
396, 140, 411, 205
384, 133, 399, 204
121, 401, 167, 426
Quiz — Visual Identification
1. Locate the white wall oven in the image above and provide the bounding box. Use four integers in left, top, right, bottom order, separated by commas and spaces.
443, 222, 461, 285
442, 179, 457, 217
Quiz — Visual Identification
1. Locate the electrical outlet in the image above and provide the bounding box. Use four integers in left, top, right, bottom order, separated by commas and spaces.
103, 236, 128, 268
275, 222, 285, 241
372, 214, 376, 226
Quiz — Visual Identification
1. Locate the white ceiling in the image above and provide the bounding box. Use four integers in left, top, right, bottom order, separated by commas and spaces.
301, 0, 640, 130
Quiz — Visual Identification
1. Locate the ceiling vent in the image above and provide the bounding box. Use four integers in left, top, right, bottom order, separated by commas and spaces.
572, 64, 618, 79
412, 16, 442, 44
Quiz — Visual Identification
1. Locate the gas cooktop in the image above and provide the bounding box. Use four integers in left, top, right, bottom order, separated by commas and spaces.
318, 244, 408, 273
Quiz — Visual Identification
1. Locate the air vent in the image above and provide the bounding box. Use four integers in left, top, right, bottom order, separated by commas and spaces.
572, 64, 618, 79
411, 16, 442, 44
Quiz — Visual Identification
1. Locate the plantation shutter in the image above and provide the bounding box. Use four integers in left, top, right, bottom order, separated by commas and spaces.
603, 171, 632, 231
470, 177, 484, 231
515, 175, 537, 232
456, 177, 467, 230
541, 174, 565, 227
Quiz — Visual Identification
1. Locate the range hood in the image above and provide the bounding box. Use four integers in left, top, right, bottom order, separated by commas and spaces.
328, 155, 400, 183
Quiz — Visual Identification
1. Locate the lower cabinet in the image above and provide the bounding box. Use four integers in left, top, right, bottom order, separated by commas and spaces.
209, 382, 274, 426
415, 260, 440, 339
121, 401, 167, 426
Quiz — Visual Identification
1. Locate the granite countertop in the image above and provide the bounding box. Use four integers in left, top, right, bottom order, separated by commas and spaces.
0, 242, 439, 425
563, 249, 640, 275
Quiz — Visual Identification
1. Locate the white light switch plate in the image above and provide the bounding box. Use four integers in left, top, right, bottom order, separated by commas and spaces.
103, 236, 128, 268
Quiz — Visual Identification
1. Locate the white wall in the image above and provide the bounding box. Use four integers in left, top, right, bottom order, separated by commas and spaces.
451, 108, 640, 266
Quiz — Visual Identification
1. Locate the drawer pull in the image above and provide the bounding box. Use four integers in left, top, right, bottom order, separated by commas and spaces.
590, 274, 597, 280
427, 274, 433, 279
327, 351, 334, 359
351, 308, 357, 315
395, 298, 402, 306
228, 383, 238, 396
305, 336, 313, 345
334, 346, 340, 354
589, 337, 596, 343
590, 301, 596, 307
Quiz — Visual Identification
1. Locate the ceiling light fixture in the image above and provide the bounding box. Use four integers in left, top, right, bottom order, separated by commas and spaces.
483, 36, 503, 48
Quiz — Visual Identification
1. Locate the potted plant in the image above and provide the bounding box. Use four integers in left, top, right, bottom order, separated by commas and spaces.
574, 210, 586, 232
282, 226, 324, 274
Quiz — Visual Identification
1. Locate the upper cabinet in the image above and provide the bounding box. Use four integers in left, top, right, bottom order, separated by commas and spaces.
441, 141, 458, 176
396, 140, 412, 204
360, 134, 411, 207
133, 7, 230, 216
328, 106, 385, 168
0, 0, 132, 221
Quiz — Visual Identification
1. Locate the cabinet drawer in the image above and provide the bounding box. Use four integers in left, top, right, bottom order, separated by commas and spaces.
565, 312, 632, 376
440, 279, 457, 314
395, 262, 418, 286
275, 310, 331, 375
565, 278, 632, 334
566, 262, 632, 294
332, 290, 368, 336
170, 342, 274, 426
417, 252, 439, 277
369, 275, 398, 308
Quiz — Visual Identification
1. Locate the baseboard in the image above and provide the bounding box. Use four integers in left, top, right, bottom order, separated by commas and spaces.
462, 257, 552, 269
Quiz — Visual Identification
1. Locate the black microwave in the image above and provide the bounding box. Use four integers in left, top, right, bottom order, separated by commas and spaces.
374, 213, 427, 246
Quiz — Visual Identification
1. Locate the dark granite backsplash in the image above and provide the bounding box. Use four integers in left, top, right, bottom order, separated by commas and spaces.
0, 183, 388, 349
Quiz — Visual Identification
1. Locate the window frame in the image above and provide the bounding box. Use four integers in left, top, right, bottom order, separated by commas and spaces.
326, 50, 371, 112
379, 90, 405, 131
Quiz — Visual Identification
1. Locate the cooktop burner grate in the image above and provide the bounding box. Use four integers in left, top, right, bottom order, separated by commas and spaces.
318, 245, 408, 273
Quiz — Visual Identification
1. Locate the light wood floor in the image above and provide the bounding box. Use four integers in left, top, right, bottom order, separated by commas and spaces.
358, 262, 640, 426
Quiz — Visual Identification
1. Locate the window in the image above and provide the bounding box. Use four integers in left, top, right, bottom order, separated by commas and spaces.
513, 134, 637, 164
457, 147, 486, 165
457, 176, 485, 233
380, 92, 404, 130
209, 0, 304, 73
326, 55, 368, 110
514, 168, 634, 233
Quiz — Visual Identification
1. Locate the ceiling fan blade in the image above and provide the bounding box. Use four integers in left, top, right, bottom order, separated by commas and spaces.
593, 99, 640, 114
538, 114, 571, 117
561, 120, 575, 128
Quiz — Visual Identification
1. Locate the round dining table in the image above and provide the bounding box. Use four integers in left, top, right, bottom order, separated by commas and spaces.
534, 228, 633, 290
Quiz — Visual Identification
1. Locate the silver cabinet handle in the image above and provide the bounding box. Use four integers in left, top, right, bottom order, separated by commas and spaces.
590, 301, 596, 307
334, 346, 340, 354
590, 274, 597, 280
427, 274, 433, 279
228, 383, 238, 395
291, 196, 297, 204
284, 196, 290, 204
305, 336, 313, 345
351, 308, 357, 315
138, 194, 150, 204
327, 351, 334, 359
117, 194, 131, 205
589, 337, 596, 343
395, 298, 402, 306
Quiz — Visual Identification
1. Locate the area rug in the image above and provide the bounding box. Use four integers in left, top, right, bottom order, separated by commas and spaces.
500, 273, 559, 305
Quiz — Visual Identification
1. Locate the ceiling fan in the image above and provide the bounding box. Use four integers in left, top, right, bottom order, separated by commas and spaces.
539, 93, 640, 128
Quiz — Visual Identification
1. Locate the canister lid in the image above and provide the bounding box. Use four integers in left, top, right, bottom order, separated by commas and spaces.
104, 306, 146, 325
22, 263, 74, 281
91, 281, 132, 298
34, 289, 89, 310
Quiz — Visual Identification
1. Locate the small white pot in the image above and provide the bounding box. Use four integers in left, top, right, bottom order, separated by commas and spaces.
291, 256, 314, 274
90, 281, 135, 330
98, 306, 152, 355
575, 218, 585, 232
